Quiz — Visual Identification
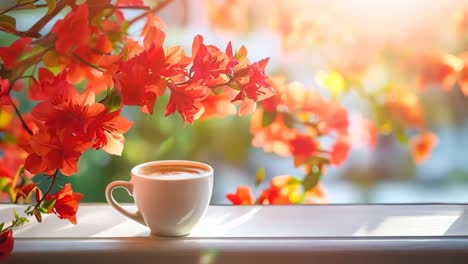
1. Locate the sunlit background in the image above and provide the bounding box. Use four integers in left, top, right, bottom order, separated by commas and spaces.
3, 0, 468, 203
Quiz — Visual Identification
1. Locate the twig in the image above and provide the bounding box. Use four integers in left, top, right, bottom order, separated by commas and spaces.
8, 75, 36, 92
26, 0, 74, 37
128, 0, 173, 25
115, 5, 151, 10
72, 53, 105, 72
34, 170, 58, 210
0, 0, 40, 16
9, 97, 34, 136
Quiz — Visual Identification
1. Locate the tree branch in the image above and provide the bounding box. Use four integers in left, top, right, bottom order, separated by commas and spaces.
0, 0, 40, 16
25, 0, 74, 36
128, 0, 173, 25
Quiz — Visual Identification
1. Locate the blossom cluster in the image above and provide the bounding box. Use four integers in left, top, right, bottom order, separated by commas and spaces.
0, 0, 273, 259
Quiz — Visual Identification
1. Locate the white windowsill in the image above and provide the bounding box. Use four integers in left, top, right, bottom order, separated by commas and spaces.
2, 204, 468, 263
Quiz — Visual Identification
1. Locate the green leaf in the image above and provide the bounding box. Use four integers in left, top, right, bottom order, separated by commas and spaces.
302, 167, 322, 191
0, 222, 4, 232
255, 167, 266, 187
13, 209, 19, 219
0, 15, 16, 32
395, 128, 408, 144
227, 83, 240, 90
104, 88, 122, 112
45, 0, 56, 14
307, 156, 330, 166
42, 199, 56, 212
0, 178, 9, 192
156, 136, 175, 158
261, 111, 276, 127
287, 177, 302, 186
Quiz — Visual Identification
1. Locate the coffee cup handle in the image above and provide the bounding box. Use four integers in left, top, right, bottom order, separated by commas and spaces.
105, 181, 145, 225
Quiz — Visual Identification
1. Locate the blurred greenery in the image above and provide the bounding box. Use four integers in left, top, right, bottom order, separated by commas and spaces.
77, 95, 253, 202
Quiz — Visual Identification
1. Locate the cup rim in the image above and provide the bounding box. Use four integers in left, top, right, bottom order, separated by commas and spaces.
131, 160, 213, 180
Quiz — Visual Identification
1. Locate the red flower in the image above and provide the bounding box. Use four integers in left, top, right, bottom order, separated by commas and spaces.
66, 37, 117, 94
46, 183, 83, 224
413, 53, 458, 91
258, 175, 293, 204
226, 186, 254, 205
28, 68, 70, 101
198, 88, 237, 119
0, 77, 10, 105
88, 110, 133, 155
410, 132, 438, 164
330, 139, 350, 166
114, 44, 168, 114
191, 35, 232, 83
16, 183, 37, 200
166, 82, 209, 124
24, 130, 83, 176
289, 134, 318, 166
0, 229, 13, 262
51, 4, 91, 54
232, 59, 275, 116
0, 37, 32, 70
25, 77, 132, 175
251, 110, 297, 156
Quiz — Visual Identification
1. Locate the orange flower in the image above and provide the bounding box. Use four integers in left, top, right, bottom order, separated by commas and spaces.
191, 35, 233, 84
25, 77, 132, 175
51, 4, 91, 54
412, 52, 458, 91
166, 82, 209, 125
458, 52, 468, 96
384, 87, 425, 129
330, 139, 350, 166
198, 88, 237, 119
251, 109, 297, 156
0, 229, 13, 262
226, 186, 254, 205
0, 37, 32, 70
0, 77, 10, 106
46, 183, 83, 224
205, 0, 249, 32
303, 183, 327, 204
410, 132, 438, 164
28, 68, 70, 101
289, 133, 318, 166
258, 175, 292, 204
24, 130, 83, 176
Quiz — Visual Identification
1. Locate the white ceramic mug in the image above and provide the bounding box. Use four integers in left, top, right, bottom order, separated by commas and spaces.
105, 160, 213, 236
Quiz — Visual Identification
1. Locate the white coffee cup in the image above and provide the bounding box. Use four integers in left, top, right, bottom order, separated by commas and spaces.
105, 160, 213, 236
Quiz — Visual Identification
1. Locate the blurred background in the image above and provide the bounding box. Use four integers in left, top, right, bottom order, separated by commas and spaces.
3, 0, 468, 203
